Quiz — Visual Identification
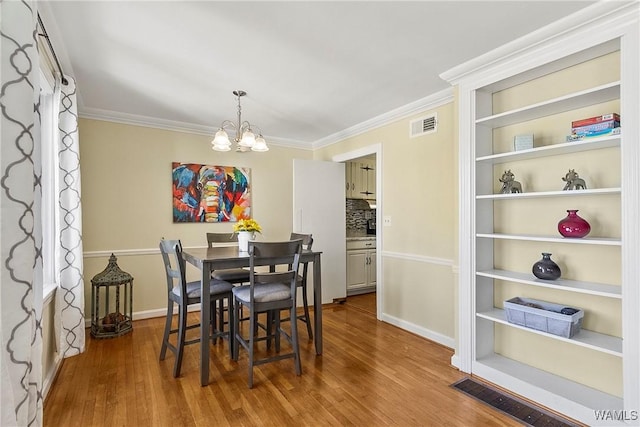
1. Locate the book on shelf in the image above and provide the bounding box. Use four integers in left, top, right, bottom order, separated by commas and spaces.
572, 120, 620, 137
566, 126, 621, 142
571, 113, 620, 128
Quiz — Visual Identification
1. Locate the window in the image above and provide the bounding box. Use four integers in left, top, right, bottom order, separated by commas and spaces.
39, 66, 59, 299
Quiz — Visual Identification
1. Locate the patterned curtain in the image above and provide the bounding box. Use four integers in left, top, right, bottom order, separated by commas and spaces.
1, 0, 44, 426
54, 76, 85, 357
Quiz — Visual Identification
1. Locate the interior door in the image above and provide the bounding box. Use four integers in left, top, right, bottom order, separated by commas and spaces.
293, 159, 346, 303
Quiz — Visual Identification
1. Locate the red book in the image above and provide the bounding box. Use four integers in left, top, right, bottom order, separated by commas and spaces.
572, 113, 620, 128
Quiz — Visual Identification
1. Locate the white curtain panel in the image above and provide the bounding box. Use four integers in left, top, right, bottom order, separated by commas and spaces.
1, 0, 44, 425
54, 76, 85, 357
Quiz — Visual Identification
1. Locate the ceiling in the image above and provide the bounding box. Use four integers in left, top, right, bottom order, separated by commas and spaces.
39, 1, 596, 149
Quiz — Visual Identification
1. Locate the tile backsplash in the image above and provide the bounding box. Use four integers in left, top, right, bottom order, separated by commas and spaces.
346, 199, 375, 234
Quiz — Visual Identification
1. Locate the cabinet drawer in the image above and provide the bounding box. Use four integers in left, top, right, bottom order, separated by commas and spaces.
347, 240, 376, 250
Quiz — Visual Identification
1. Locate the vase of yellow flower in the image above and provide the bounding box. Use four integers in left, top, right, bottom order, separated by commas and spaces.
233, 218, 262, 252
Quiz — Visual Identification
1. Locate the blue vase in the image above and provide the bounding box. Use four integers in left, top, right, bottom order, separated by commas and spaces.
532, 253, 561, 280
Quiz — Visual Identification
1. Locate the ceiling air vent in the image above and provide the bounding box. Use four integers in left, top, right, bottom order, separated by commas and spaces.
409, 113, 437, 138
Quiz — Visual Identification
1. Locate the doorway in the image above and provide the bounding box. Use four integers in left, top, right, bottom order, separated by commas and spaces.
332, 145, 382, 320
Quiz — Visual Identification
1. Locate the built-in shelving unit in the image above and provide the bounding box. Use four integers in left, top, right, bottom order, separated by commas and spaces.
442, 3, 639, 425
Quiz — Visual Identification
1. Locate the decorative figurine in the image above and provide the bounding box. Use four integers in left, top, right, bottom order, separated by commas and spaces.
562, 169, 587, 190
499, 170, 522, 194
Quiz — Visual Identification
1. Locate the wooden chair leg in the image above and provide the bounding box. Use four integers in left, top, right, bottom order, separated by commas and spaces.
209, 301, 218, 345
226, 295, 234, 359
290, 305, 301, 376
301, 285, 313, 339
232, 298, 240, 361
159, 300, 173, 361
174, 304, 187, 378
248, 308, 255, 389
265, 311, 273, 351
274, 310, 281, 352
217, 299, 227, 338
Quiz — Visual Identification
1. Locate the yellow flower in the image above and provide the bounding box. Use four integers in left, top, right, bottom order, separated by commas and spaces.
233, 218, 262, 233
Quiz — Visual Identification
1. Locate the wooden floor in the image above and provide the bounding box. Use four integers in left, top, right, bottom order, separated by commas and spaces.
44, 294, 523, 426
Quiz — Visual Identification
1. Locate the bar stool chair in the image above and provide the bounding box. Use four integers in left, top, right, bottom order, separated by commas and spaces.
207, 232, 252, 329
288, 232, 314, 339
159, 238, 234, 377
206, 232, 251, 284
231, 239, 303, 388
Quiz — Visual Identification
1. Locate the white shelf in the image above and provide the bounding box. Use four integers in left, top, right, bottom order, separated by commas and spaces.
477, 187, 621, 200
476, 134, 620, 164
475, 81, 620, 128
477, 308, 622, 356
477, 269, 621, 299
473, 355, 623, 416
476, 233, 621, 246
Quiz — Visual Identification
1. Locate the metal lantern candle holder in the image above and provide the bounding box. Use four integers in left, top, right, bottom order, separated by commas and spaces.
90, 254, 134, 338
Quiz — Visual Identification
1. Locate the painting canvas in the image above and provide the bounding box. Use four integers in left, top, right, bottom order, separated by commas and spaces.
172, 163, 251, 223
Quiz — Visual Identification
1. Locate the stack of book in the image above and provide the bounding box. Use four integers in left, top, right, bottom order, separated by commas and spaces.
567, 113, 620, 141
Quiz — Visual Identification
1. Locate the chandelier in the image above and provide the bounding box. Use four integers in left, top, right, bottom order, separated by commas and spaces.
211, 90, 269, 152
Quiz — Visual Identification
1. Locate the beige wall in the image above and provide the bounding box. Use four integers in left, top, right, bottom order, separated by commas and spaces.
79, 118, 313, 314
315, 102, 458, 340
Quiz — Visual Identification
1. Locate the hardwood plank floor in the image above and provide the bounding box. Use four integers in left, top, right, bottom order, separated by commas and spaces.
345, 292, 376, 315
44, 302, 523, 426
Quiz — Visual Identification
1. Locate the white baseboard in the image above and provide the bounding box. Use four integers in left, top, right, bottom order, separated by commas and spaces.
451, 354, 461, 370
380, 312, 455, 349
42, 354, 63, 401
84, 305, 201, 328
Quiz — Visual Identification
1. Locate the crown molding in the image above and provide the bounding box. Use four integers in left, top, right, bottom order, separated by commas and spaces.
79, 87, 453, 152
311, 87, 454, 150
80, 107, 214, 135
440, 1, 639, 85
79, 108, 313, 150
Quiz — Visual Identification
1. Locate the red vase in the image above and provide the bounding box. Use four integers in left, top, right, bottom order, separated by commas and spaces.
558, 209, 591, 238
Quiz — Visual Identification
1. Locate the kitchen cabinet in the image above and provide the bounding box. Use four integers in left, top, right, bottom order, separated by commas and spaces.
345, 160, 375, 200
346, 239, 376, 295
444, 5, 639, 424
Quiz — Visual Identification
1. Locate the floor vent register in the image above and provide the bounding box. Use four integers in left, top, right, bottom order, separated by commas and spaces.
451, 377, 582, 427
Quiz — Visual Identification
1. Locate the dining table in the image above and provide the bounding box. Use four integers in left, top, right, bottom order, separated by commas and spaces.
182, 245, 323, 386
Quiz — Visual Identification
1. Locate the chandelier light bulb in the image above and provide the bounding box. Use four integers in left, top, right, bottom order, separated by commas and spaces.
212, 142, 231, 152
252, 135, 269, 152
212, 129, 231, 147
239, 130, 256, 148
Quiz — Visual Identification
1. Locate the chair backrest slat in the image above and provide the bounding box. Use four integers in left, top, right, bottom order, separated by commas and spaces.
159, 239, 187, 295
207, 232, 237, 248
289, 233, 313, 250
289, 233, 313, 279
248, 240, 302, 297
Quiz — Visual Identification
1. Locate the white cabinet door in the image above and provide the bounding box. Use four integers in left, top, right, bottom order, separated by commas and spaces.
347, 249, 376, 291
346, 250, 367, 289
367, 249, 377, 287
293, 159, 347, 303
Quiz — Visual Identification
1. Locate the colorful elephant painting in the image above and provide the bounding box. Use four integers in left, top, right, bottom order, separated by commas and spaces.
172, 163, 251, 223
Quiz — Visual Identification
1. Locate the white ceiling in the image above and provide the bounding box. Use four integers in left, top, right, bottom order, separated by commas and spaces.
40, 1, 596, 149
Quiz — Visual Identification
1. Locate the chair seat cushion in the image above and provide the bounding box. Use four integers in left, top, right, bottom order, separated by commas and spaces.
173, 279, 233, 299
232, 283, 291, 304
211, 268, 250, 282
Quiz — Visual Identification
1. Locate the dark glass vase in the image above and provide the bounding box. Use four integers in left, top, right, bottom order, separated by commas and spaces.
532, 252, 561, 280
558, 209, 591, 238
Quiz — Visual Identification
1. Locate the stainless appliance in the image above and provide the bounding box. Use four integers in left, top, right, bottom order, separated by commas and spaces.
366, 219, 376, 235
